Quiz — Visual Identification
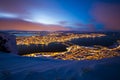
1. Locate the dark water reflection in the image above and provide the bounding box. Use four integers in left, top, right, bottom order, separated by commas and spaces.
18, 43, 67, 54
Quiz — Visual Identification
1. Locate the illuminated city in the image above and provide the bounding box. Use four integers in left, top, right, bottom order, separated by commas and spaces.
16, 32, 106, 45
14, 31, 120, 60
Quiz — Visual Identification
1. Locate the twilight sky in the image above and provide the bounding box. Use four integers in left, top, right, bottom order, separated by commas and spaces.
0, 0, 120, 31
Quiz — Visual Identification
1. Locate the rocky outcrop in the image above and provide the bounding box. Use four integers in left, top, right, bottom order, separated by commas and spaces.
0, 32, 18, 54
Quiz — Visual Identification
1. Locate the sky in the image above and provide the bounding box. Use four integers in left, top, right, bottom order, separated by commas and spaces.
0, 0, 120, 31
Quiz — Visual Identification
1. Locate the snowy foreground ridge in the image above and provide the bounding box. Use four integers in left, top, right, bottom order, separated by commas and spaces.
0, 52, 120, 80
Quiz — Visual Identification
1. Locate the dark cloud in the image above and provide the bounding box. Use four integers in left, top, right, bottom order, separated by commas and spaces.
0, 18, 70, 31
91, 2, 120, 30
0, 0, 27, 14
0, 0, 44, 18
59, 21, 68, 25
75, 23, 84, 27
74, 23, 96, 31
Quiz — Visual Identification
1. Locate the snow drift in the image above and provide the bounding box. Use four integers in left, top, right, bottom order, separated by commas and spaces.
0, 32, 18, 54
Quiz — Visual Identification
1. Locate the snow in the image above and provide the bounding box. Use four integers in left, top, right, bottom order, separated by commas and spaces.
0, 32, 18, 54
0, 52, 120, 80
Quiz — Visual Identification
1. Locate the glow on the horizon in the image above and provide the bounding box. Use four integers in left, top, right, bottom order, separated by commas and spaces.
28, 12, 59, 24
26, 17, 57, 25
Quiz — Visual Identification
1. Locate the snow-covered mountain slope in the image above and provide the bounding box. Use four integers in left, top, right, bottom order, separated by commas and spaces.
0, 32, 18, 54
0, 52, 120, 80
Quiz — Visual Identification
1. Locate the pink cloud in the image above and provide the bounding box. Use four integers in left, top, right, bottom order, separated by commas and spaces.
0, 18, 70, 31
91, 2, 120, 30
